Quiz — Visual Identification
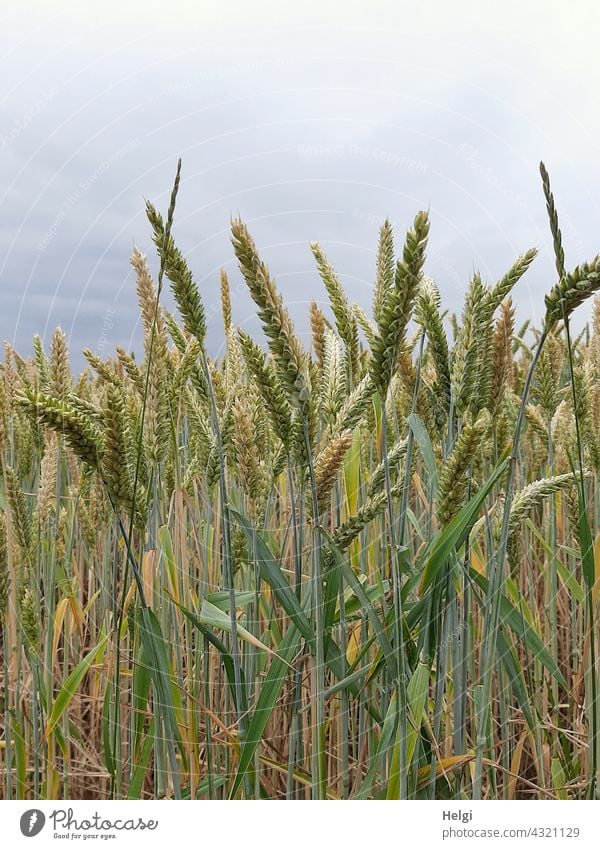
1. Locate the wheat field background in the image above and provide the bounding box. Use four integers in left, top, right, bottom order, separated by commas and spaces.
1, 160, 600, 800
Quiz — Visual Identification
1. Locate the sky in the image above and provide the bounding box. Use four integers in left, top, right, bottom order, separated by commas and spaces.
2, 0, 600, 366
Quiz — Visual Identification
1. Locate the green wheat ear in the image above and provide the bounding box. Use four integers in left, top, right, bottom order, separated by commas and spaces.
4, 465, 31, 553
370, 210, 429, 397
508, 471, 587, 539
238, 330, 293, 448
534, 332, 561, 421
102, 383, 135, 511
231, 217, 311, 415
539, 161, 566, 278
115, 346, 144, 394
0, 516, 9, 624
415, 277, 450, 411
373, 218, 395, 326
486, 297, 515, 419
83, 348, 119, 386
18, 387, 103, 469
332, 478, 405, 551
232, 395, 267, 516
451, 273, 486, 417
488, 248, 538, 313
20, 586, 39, 648
436, 413, 489, 526
311, 242, 360, 382
146, 202, 207, 345
49, 327, 71, 399
544, 256, 600, 329
540, 162, 600, 327
32, 335, 49, 391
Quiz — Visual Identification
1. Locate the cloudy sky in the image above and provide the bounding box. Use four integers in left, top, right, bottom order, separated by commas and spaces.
2, 0, 600, 366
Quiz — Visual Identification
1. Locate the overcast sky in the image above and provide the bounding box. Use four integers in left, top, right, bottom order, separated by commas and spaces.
2, 0, 600, 366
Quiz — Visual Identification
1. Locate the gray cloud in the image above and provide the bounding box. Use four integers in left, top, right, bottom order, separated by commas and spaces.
2, 0, 600, 368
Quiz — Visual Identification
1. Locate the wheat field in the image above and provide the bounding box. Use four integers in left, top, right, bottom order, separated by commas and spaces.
1, 161, 600, 800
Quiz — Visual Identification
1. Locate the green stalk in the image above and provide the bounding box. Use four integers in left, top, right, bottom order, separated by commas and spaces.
303, 419, 326, 800
200, 349, 247, 753
562, 314, 598, 796
286, 459, 303, 799
203, 634, 215, 799
110, 161, 183, 799
547, 421, 559, 713
334, 477, 350, 798
380, 399, 407, 798
474, 329, 547, 798
2, 628, 11, 799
